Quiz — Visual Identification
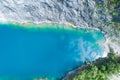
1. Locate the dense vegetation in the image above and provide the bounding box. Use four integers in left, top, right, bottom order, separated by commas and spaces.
106, 0, 120, 17
70, 1, 120, 80
107, 0, 120, 33
72, 52, 120, 80
106, 0, 120, 41
95, 0, 120, 38
96, 0, 120, 17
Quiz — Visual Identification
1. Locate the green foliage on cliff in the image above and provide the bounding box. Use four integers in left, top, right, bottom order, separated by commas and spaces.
72, 52, 120, 80
108, 0, 120, 15
95, 0, 120, 37
96, 0, 120, 17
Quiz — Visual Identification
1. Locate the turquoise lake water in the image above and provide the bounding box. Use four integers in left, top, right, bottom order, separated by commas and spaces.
0, 23, 105, 80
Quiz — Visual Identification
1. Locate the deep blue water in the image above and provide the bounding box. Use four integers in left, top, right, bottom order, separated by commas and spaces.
0, 23, 105, 80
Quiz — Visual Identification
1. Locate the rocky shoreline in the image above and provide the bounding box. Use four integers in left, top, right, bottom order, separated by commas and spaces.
0, 0, 120, 79
63, 52, 120, 80
0, 0, 119, 54
1, 21, 110, 57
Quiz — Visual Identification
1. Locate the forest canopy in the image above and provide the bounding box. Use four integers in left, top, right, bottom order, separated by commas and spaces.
72, 52, 120, 80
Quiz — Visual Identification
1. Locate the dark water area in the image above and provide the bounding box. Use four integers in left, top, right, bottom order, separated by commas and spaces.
0, 23, 105, 80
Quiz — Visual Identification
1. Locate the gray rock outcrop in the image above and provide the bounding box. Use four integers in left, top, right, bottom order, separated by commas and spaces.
0, 0, 111, 28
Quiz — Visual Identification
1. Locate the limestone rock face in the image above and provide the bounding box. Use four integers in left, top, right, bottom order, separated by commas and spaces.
0, 0, 111, 28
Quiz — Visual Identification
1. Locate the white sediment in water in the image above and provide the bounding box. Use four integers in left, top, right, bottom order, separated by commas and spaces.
108, 73, 120, 80
0, 0, 119, 56
0, 20, 109, 58
0, 0, 120, 79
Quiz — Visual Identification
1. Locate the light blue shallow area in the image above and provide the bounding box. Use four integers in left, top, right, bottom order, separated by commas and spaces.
0, 24, 105, 80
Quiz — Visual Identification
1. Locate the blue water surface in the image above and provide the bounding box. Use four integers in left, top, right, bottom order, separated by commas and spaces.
0, 24, 105, 80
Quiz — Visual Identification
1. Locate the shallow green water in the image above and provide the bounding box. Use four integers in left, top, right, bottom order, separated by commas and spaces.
0, 23, 105, 80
